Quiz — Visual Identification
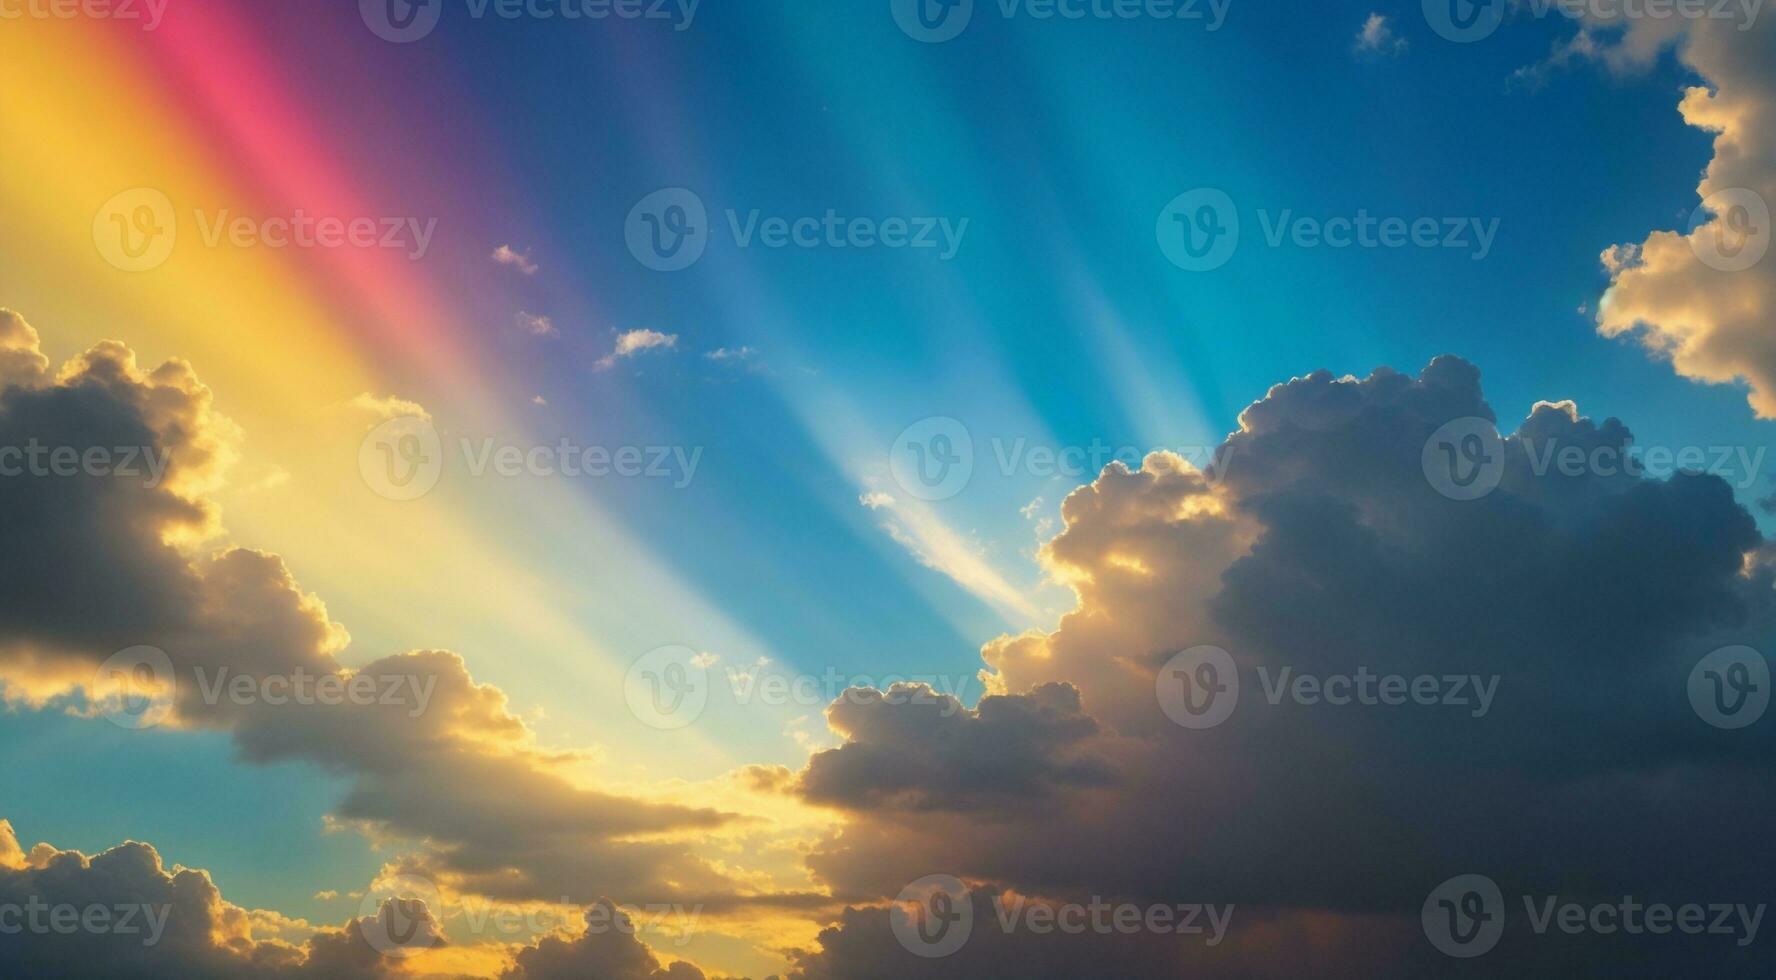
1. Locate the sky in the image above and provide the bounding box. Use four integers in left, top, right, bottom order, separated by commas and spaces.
0, 1, 1773, 977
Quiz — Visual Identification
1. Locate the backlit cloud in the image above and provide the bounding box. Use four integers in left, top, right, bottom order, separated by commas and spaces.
788, 358, 1776, 977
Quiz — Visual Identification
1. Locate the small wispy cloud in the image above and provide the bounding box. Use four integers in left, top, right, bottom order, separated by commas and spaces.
596, 329, 678, 370
705, 346, 757, 362
859, 489, 1038, 622
1353, 13, 1406, 56
515, 311, 557, 337
349, 393, 430, 422
491, 244, 538, 275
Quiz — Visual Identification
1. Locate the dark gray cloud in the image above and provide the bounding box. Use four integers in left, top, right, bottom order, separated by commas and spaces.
500, 903, 707, 980
797, 682, 1113, 812
792, 357, 1776, 976
0, 321, 756, 964
0, 820, 424, 980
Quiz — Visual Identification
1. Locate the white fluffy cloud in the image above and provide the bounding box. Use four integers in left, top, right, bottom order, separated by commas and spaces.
1576, 15, 1776, 415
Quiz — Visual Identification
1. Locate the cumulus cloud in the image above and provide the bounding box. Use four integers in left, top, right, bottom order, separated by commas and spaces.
0, 321, 776, 939
0, 309, 49, 388
1555, 14, 1776, 416
500, 903, 706, 980
789, 358, 1776, 977
491, 245, 538, 275
1353, 13, 1406, 56
0, 821, 420, 979
596, 330, 678, 370
797, 683, 1113, 812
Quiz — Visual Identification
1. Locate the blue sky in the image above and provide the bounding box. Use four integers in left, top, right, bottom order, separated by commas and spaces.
2, 2, 1772, 975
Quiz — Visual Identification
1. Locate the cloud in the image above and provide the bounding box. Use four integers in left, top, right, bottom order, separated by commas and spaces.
796, 683, 1113, 812
491, 245, 538, 275
597, 330, 679, 370
500, 903, 706, 980
0, 821, 420, 979
515, 311, 558, 338
867, 496, 1041, 622
0, 309, 49, 388
787, 889, 1408, 979
1353, 13, 1406, 56
788, 358, 1776, 977
1545, 14, 1776, 416
704, 347, 756, 362
0, 320, 772, 925
349, 393, 430, 422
